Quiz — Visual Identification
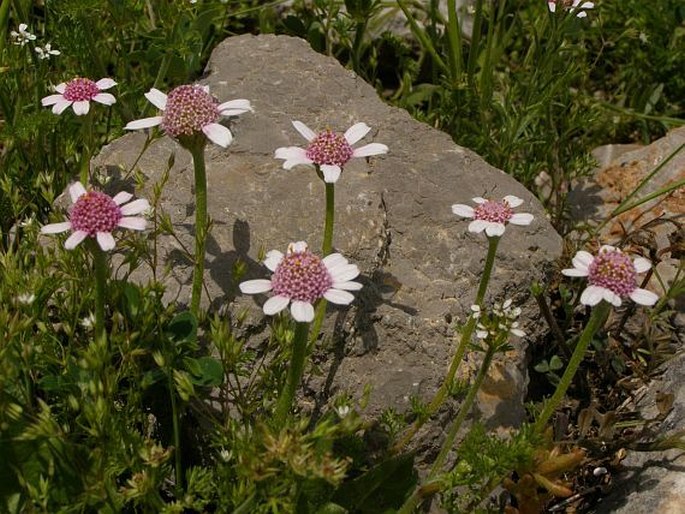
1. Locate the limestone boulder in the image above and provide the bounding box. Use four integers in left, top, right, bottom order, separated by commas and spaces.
94, 34, 563, 426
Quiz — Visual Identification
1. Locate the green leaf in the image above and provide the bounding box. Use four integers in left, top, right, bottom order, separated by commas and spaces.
549, 355, 564, 371
316, 503, 349, 514
187, 357, 224, 387
123, 282, 141, 319
534, 361, 550, 373
332, 453, 416, 513
166, 311, 197, 344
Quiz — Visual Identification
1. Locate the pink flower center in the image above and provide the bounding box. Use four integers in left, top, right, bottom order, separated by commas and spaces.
473, 200, 514, 223
306, 130, 354, 167
588, 249, 637, 298
63, 78, 100, 102
161, 85, 219, 138
70, 191, 122, 236
271, 250, 333, 303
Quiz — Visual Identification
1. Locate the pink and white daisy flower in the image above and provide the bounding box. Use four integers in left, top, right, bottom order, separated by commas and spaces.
124, 85, 252, 148
239, 241, 363, 322
547, 0, 595, 18
41, 78, 117, 116
562, 245, 659, 307
451, 195, 534, 237
41, 182, 150, 252
274, 121, 389, 183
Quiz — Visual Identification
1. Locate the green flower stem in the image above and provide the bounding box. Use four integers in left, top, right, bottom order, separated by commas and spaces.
80, 112, 94, 185
189, 145, 208, 317
168, 370, 184, 493
309, 180, 335, 346
274, 322, 311, 427
534, 301, 611, 433
92, 243, 108, 343
322, 182, 335, 256
393, 236, 500, 453
0, 0, 11, 56
398, 344, 497, 514
475, 236, 499, 305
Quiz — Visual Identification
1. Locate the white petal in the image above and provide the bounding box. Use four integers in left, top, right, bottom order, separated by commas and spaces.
41, 94, 64, 106
290, 301, 315, 322
65, 230, 88, 249
605, 290, 622, 307
344, 123, 371, 145
503, 195, 523, 207
324, 289, 355, 305
510, 213, 534, 226
599, 245, 617, 253
218, 99, 252, 116
579, 286, 604, 306
203, 123, 233, 147
96, 232, 116, 251
120, 199, 150, 216
145, 88, 167, 110
289, 241, 309, 253
112, 191, 133, 205
352, 143, 388, 158
95, 78, 117, 90
451, 204, 475, 218
575, 10, 587, 17
274, 147, 312, 169
125, 116, 163, 130
72, 101, 90, 115
93, 93, 116, 106
41, 221, 72, 234
263, 250, 284, 272
292, 120, 316, 142
322, 253, 348, 269
561, 267, 588, 277
572, 251, 594, 273
472, 197, 487, 204
328, 263, 360, 283
548, 2, 556, 13
239, 279, 273, 294
484, 223, 506, 237
69, 182, 87, 203
332, 280, 363, 291
629, 288, 658, 306
54, 83, 67, 93
52, 100, 72, 115
468, 219, 488, 233
633, 257, 651, 274
263, 295, 290, 316
117, 217, 147, 230
321, 165, 341, 183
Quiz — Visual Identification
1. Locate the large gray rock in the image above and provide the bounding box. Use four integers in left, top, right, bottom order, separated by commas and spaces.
95, 34, 562, 426
596, 353, 685, 514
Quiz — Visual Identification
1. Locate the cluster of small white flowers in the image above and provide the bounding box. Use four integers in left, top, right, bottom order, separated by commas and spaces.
10, 24, 36, 46
11, 23, 61, 59
35, 43, 60, 60
471, 299, 525, 341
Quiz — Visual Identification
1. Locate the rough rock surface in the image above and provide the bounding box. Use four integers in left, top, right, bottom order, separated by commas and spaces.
596, 353, 685, 514
94, 34, 562, 427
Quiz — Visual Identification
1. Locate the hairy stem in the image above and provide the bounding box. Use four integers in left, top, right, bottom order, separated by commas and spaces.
393, 236, 500, 452
274, 322, 311, 427
189, 145, 208, 317
535, 301, 611, 432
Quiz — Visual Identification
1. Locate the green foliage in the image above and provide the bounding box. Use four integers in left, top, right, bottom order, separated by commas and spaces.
1, 0, 683, 512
